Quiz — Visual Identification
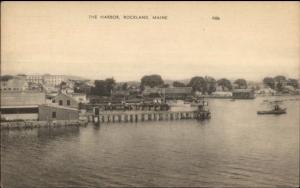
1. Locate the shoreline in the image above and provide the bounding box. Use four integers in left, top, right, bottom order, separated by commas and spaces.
1, 120, 88, 130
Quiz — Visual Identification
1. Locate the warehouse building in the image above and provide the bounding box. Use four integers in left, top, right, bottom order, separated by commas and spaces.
38, 104, 79, 121
232, 89, 255, 99
1, 91, 46, 121
142, 87, 192, 99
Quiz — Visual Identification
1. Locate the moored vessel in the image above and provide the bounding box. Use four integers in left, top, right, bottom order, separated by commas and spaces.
257, 102, 287, 115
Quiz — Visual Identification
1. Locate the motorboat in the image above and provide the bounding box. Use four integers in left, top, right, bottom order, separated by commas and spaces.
257, 104, 286, 115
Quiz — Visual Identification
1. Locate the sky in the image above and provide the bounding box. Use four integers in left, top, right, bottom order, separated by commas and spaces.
1, 2, 299, 82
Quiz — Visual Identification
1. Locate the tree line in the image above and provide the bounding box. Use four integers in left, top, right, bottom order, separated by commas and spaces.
263, 76, 298, 91
3, 74, 298, 96
90, 74, 254, 96
140, 74, 247, 94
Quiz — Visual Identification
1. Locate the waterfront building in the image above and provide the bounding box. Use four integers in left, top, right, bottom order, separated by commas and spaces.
43, 75, 66, 86
52, 93, 79, 109
256, 87, 276, 96
164, 87, 193, 99
26, 75, 44, 84
142, 87, 162, 96
232, 89, 255, 99
38, 104, 79, 121
0, 91, 46, 121
282, 85, 296, 94
26, 74, 67, 86
0, 78, 28, 91
142, 87, 192, 99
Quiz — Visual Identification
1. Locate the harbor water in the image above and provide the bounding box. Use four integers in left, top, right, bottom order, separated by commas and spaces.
1, 96, 299, 187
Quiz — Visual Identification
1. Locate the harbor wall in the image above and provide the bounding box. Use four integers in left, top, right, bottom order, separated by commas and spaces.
1, 120, 88, 130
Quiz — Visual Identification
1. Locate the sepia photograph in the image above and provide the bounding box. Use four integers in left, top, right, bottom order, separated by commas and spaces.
1, 1, 299, 187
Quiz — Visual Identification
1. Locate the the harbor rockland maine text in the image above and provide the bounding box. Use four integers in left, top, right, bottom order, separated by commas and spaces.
89, 15, 168, 20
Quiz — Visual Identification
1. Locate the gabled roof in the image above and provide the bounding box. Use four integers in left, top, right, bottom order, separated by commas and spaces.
54, 92, 78, 103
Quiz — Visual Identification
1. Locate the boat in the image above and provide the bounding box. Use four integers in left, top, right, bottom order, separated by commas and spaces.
195, 100, 211, 120
257, 109, 286, 115
257, 104, 286, 115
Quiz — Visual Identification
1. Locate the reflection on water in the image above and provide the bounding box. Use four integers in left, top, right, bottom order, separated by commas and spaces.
1, 97, 299, 187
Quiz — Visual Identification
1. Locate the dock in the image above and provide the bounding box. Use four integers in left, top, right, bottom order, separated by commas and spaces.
89, 110, 210, 124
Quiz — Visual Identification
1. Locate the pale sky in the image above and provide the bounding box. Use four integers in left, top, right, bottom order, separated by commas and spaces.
1, 2, 299, 81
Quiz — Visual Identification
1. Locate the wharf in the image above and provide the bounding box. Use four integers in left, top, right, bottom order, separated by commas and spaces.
89, 110, 210, 124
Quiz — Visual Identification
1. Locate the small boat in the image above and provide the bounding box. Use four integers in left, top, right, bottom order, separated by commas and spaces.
257, 109, 286, 115
257, 104, 286, 115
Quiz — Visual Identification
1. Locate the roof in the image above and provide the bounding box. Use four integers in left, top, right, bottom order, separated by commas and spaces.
165, 87, 192, 94
143, 87, 192, 95
1, 105, 38, 109
1, 91, 46, 106
39, 104, 79, 111
1, 78, 28, 88
143, 87, 162, 94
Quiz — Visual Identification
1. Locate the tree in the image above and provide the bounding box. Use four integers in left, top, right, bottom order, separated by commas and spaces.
141, 74, 164, 89
263, 77, 275, 89
59, 81, 67, 90
92, 78, 116, 96
287, 78, 299, 89
217, 78, 232, 91
173, 81, 186, 87
234, 79, 247, 89
274, 75, 286, 91
276, 82, 284, 92
187, 76, 207, 93
105, 78, 116, 94
274, 75, 286, 82
74, 81, 91, 94
121, 83, 128, 90
205, 76, 216, 94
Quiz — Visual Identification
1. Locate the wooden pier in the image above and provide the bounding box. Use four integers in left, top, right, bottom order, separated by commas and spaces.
89, 110, 210, 124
